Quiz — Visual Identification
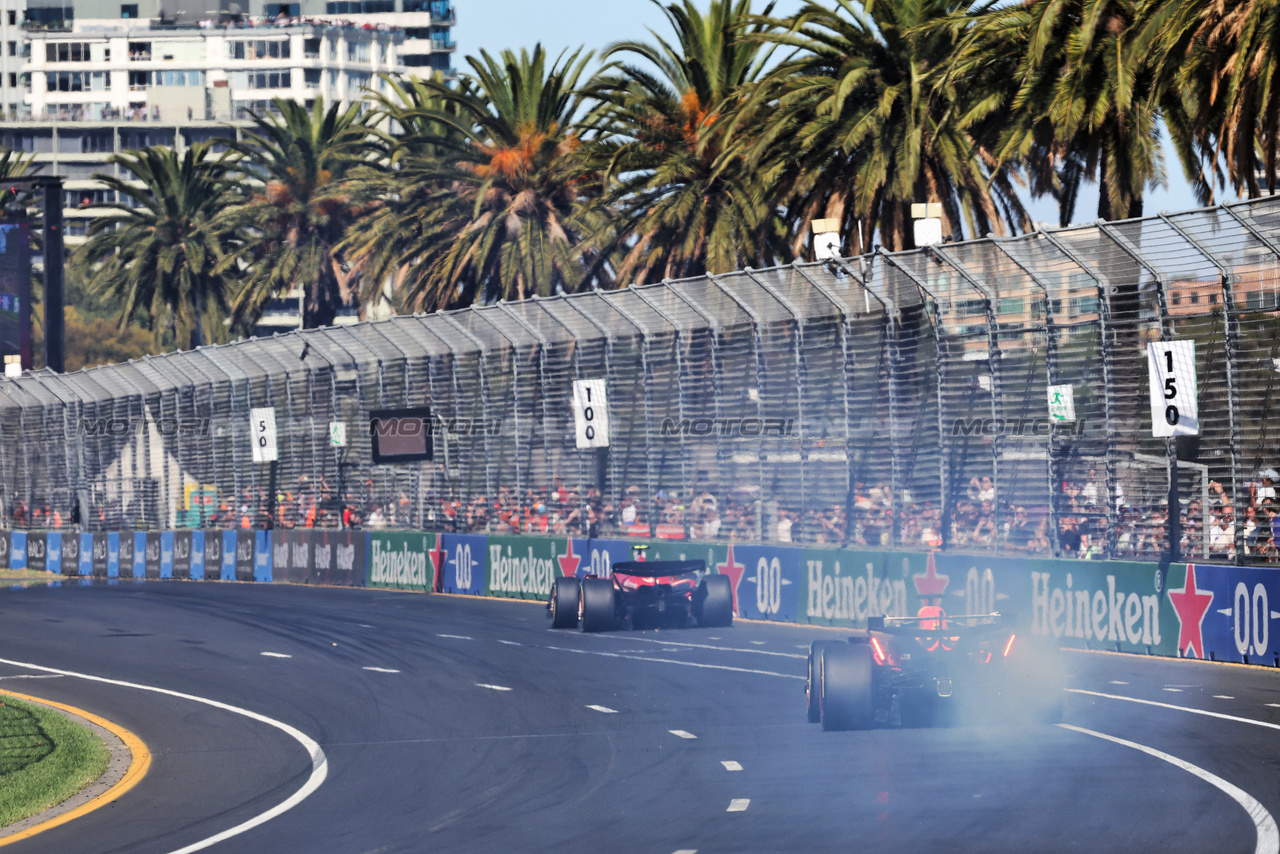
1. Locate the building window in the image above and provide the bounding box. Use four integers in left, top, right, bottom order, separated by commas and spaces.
6, 73, 14, 88
402, 54, 431, 67
303, 37, 320, 58
120, 3, 137, 17
328, 38, 337, 60
346, 41, 368, 62
127, 70, 147, 90
245, 69, 291, 89
228, 39, 290, 60
46, 42, 91, 62
128, 41, 151, 60
150, 70, 204, 86
6, 42, 14, 57
325, 1, 393, 12
304, 68, 321, 86
264, 3, 299, 16
5, 11, 13, 25
24, 7, 73, 28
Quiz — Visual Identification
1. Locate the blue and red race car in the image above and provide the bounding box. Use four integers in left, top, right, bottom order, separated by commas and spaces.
806, 609, 1063, 730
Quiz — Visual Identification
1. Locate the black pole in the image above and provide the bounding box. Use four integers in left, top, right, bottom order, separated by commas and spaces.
267, 459, 278, 529
1168, 437, 1181, 563
41, 179, 63, 373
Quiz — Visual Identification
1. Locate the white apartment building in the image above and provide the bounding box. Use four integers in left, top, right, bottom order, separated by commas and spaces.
23, 21, 404, 121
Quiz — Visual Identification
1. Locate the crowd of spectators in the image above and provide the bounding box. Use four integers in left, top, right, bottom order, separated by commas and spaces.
18, 466, 1280, 564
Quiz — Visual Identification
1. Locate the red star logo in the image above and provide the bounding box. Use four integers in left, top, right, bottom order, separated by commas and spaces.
557, 539, 582, 578
428, 536, 445, 592
716, 543, 745, 615
913, 550, 949, 603
1168, 563, 1214, 659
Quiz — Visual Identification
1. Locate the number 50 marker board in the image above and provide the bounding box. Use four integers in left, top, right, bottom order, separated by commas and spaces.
1147, 340, 1198, 437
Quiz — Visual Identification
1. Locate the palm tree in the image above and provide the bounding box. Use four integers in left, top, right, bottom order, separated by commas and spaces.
585, 0, 791, 281
757, 0, 1029, 253
219, 97, 373, 330
343, 47, 611, 311
955, 0, 1165, 224
75, 143, 241, 350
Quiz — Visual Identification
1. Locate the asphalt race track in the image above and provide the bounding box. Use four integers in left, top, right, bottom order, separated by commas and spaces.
3, 581, 1280, 853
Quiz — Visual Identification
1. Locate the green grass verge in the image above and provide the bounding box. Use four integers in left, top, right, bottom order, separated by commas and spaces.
0, 569, 61, 586
0, 694, 110, 827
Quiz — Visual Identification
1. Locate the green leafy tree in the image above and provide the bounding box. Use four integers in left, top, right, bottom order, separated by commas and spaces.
343, 47, 612, 311
220, 97, 373, 329
586, 0, 791, 281
756, 0, 1030, 252
75, 143, 241, 350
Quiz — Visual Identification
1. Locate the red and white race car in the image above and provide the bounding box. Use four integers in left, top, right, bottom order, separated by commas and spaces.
547, 559, 733, 632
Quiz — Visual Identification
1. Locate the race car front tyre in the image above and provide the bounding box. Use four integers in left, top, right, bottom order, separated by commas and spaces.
821, 643, 874, 731
695, 575, 734, 628
549, 577, 581, 629
806, 641, 835, 723
579, 578, 616, 633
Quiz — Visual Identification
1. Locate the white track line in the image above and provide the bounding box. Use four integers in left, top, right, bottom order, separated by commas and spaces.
476, 683, 512, 692
544, 645, 804, 680
437, 634, 472, 640
1068, 688, 1280, 733
260, 652, 291, 659
0, 657, 327, 854
1060, 724, 1279, 854
586, 705, 617, 714
497, 640, 522, 646
721, 760, 742, 771
598, 635, 805, 659
362, 667, 399, 673
0, 674, 62, 680
727, 799, 750, 812
669, 729, 697, 739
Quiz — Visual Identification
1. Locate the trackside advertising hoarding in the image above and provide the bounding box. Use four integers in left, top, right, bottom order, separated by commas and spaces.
367, 531, 438, 593
3, 528, 1279, 669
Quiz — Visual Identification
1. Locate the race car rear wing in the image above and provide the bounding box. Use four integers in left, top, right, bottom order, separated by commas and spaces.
610, 560, 706, 577
866, 613, 1014, 634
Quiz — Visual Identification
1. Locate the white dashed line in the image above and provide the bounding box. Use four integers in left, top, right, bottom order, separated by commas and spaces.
596, 636, 806, 660
363, 667, 400, 673
749, 641, 766, 645
476, 683, 512, 692
1214, 695, 1235, 700
358, 624, 374, 628
670, 729, 697, 739
727, 799, 750, 812
261, 652, 292, 659
1060, 723, 1278, 854
673, 850, 698, 854
543, 644, 804, 680
721, 760, 743, 771
497, 640, 523, 646
437, 634, 473, 640
1268, 704, 1280, 708
1163, 688, 1183, 693
587, 705, 618, 714
0, 674, 62, 680
1108, 680, 1129, 685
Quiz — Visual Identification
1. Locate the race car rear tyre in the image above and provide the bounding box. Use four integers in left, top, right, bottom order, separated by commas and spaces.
579, 578, 616, 633
695, 575, 734, 628
549, 577, 581, 629
806, 641, 835, 723
821, 643, 874, 731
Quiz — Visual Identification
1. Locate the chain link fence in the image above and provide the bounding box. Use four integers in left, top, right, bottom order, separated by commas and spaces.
6, 196, 1280, 563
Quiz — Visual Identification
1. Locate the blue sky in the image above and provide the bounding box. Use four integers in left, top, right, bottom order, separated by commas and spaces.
453, 0, 1219, 228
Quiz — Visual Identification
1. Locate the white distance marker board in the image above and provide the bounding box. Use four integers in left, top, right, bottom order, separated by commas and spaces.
250, 407, 279, 462
1147, 340, 1198, 437
572, 379, 610, 449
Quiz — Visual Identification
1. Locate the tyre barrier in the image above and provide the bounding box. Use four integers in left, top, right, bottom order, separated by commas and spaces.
0, 527, 1274, 667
